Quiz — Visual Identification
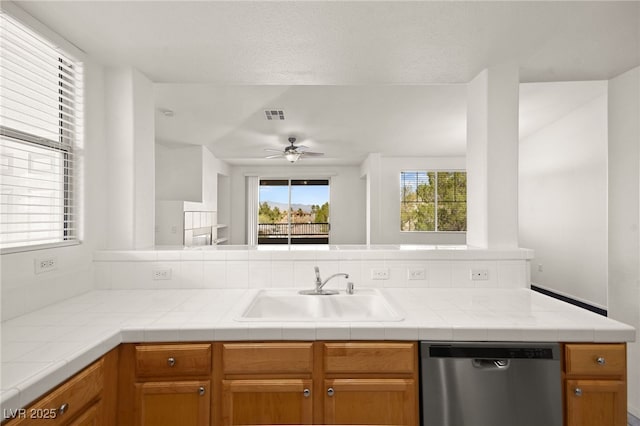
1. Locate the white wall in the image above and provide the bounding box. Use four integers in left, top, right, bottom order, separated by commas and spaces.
375, 156, 467, 245
155, 144, 203, 202
607, 66, 640, 418
155, 145, 230, 245
0, 5, 108, 320
229, 165, 366, 245
155, 201, 184, 246
519, 83, 608, 308
361, 155, 467, 245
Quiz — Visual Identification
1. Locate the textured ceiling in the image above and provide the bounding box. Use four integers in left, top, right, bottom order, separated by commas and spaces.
154, 85, 468, 165
12, 1, 639, 165
15, 1, 640, 84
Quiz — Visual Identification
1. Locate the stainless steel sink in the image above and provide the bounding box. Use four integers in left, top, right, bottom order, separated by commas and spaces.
235, 289, 404, 322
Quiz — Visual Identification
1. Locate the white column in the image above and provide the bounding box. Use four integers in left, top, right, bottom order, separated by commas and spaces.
105, 67, 155, 249
132, 70, 155, 249
466, 64, 520, 249
361, 153, 382, 245
246, 176, 259, 246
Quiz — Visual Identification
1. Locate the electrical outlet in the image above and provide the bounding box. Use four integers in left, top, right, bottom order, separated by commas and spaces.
407, 268, 426, 280
34, 258, 57, 274
470, 269, 489, 280
153, 268, 172, 280
371, 268, 390, 280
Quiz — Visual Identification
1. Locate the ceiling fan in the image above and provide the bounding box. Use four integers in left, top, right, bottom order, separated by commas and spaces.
264, 137, 324, 163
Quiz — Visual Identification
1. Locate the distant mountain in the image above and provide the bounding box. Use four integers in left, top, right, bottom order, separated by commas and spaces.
261, 201, 315, 213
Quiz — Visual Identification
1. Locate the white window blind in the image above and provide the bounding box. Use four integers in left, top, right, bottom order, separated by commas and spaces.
0, 12, 83, 251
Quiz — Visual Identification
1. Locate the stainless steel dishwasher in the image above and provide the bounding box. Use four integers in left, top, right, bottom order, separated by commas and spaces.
420, 342, 562, 426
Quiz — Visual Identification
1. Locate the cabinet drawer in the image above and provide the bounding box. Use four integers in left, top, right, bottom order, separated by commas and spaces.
565, 344, 626, 377
135, 344, 212, 377
324, 342, 416, 374
8, 359, 104, 426
222, 343, 313, 375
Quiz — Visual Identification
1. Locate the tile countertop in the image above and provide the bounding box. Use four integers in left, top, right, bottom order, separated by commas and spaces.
0, 288, 635, 414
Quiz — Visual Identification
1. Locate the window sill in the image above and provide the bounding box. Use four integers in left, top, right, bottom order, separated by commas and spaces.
1, 240, 81, 255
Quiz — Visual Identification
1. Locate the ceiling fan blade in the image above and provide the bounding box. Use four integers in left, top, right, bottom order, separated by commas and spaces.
265, 154, 285, 159
295, 145, 309, 150
300, 151, 324, 157
264, 148, 284, 153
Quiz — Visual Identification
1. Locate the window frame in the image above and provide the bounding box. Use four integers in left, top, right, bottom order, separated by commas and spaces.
399, 170, 467, 233
257, 177, 331, 245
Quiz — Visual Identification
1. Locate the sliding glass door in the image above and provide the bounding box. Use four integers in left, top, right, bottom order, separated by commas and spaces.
258, 179, 330, 245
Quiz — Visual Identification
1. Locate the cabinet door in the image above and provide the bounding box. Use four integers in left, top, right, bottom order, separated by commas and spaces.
222, 379, 313, 425
323, 379, 417, 426
65, 401, 100, 426
566, 379, 626, 426
135, 381, 210, 426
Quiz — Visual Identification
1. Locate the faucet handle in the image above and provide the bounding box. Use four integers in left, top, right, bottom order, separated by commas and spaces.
314, 266, 321, 280
346, 282, 355, 295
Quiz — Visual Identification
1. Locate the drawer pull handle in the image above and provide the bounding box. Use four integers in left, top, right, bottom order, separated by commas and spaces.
198, 386, 206, 396
574, 388, 583, 397
596, 357, 606, 365
167, 357, 176, 367
58, 403, 69, 415
303, 388, 311, 398
327, 387, 334, 397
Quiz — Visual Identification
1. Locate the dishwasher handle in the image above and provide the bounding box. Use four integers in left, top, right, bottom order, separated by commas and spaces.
472, 359, 510, 370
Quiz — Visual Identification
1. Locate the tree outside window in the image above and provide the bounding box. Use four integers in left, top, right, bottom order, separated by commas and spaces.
400, 171, 466, 232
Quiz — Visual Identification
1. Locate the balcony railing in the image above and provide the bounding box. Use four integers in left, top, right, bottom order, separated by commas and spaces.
258, 222, 329, 244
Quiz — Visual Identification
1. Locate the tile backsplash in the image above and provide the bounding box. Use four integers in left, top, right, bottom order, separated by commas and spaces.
93, 248, 531, 291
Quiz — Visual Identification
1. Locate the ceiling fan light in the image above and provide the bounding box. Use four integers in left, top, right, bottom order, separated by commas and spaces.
285, 152, 301, 163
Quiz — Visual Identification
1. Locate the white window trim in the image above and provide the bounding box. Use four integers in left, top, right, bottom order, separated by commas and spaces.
400, 169, 467, 233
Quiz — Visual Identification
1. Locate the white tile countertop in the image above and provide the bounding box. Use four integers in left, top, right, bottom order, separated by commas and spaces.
0, 288, 635, 414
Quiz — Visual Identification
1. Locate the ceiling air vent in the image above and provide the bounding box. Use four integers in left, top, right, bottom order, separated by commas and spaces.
264, 110, 285, 120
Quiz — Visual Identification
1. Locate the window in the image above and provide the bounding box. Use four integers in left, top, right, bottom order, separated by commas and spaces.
258, 179, 330, 245
400, 171, 466, 232
0, 12, 82, 251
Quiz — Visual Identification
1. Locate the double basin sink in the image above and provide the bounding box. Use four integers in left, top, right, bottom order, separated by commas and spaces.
236, 288, 404, 322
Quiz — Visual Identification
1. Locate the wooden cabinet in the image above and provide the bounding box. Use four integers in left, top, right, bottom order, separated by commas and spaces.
323, 378, 416, 425
215, 341, 418, 426
3, 348, 118, 426
563, 343, 627, 426
10, 340, 630, 426
135, 381, 210, 426
118, 343, 212, 426
321, 343, 418, 426
64, 402, 100, 426
217, 342, 314, 425
222, 379, 313, 425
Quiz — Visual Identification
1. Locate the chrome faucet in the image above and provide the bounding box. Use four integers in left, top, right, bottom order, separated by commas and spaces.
299, 266, 349, 295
